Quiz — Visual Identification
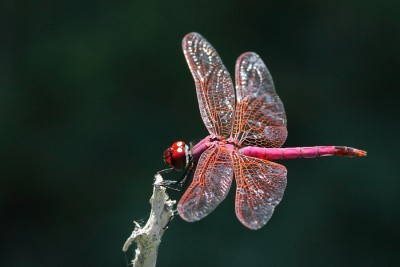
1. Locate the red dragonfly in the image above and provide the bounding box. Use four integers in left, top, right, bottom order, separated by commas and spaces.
162, 32, 366, 230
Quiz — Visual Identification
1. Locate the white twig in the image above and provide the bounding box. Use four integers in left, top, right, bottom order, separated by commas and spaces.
123, 174, 176, 267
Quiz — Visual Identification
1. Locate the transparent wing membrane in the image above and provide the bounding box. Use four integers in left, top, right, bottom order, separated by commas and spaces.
178, 34, 290, 229
233, 152, 287, 230
182, 33, 235, 138
233, 52, 287, 147
178, 145, 234, 222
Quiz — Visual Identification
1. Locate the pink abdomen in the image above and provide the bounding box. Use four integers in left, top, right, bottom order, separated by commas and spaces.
239, 146, 367, 160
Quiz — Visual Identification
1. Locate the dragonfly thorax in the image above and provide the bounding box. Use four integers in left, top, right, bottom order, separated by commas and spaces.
163, 141, 190, 170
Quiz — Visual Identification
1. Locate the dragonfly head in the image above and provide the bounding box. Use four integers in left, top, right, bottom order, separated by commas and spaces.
163, 141, 190, 170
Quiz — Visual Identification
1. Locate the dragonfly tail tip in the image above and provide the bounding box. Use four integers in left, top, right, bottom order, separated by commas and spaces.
356, 149, 367, 157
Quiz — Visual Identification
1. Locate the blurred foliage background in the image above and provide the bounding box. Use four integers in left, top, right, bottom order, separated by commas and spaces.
1, 0, 399, 266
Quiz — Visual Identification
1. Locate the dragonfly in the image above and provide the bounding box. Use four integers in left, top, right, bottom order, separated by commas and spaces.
162, 32, 366, 230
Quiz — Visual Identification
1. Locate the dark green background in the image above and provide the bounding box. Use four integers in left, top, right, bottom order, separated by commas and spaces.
1, 0, 399, 266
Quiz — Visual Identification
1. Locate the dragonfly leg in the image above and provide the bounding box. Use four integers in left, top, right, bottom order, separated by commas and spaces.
177, 161, 195, 185
162, 213, 175, 230
155, 162, 195, 190
156, 168, 174, 175
156, 172, 188, 191
155, 168, 179, 189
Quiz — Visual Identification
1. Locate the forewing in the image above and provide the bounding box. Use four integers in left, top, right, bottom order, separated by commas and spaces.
233, 152, 287, 230
182, 32, 235, 138
233, 52, 287, 147
178, 145, 233, 222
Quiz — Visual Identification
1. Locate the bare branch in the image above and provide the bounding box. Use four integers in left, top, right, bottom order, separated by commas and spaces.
123, 174, 176, 267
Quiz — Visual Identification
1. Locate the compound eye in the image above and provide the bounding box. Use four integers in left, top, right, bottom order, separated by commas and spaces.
163, 141, 187, 170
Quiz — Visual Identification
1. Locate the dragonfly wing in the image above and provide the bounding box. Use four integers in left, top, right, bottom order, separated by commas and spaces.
233, 52, 287, 147
178, 145, 234, 222
182, 33, 235, 138
233, 152, 287, 230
